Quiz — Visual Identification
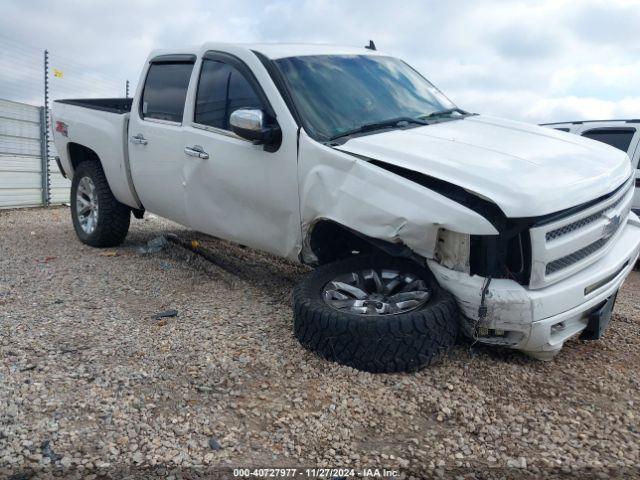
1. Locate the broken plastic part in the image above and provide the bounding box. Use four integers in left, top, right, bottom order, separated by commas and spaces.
138, 236, 169, 254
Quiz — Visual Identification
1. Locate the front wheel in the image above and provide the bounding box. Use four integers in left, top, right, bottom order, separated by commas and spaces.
293, 255, 459, 373
70, 161, 130, 247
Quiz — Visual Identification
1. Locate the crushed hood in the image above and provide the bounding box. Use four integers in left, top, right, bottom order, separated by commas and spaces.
336, 115, 632, 218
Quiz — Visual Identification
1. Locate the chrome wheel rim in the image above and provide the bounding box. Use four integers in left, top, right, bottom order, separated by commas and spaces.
322, 268, 431, 316
76, 176, 98, 234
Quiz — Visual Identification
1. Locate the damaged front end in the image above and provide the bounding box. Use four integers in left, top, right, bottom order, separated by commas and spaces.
432, 227, 534, 348
297, 130, 640, 360
433, 218, 535, 348
298, 132, 539, 351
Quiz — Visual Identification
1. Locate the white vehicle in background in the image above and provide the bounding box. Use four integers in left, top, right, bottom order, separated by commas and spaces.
51, 42, 640, 372
541, 120, 640, 214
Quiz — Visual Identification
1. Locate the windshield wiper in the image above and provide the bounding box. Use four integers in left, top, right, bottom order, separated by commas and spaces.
420, 107, 469, 119
328, 116, 428, 142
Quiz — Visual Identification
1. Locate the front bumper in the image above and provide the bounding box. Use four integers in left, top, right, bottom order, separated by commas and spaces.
428, 211, 640, 359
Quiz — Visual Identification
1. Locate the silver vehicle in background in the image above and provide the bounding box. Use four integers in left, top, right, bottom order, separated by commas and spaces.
541, 119, 640, 214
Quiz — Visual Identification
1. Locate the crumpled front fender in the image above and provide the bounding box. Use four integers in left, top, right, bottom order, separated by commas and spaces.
298, 132, 498, 262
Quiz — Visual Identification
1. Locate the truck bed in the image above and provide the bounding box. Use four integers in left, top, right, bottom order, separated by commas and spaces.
54, 98, 133, 114
51, 97, 141, 209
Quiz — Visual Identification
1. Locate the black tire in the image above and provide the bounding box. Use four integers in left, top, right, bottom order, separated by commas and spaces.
293, 255, 459, 373
70, 161, 131, 247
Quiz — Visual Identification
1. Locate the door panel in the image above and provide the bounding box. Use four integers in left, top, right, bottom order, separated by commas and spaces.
128, 120, 188, 223
182, 127, 300, 257
128, 60, 195, 224
182, 55, 301, 258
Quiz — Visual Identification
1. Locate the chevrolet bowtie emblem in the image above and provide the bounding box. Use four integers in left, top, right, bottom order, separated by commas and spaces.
602, 213, 622, 240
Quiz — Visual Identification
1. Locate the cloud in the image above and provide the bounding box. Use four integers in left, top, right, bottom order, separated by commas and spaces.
570, 2, 640, 45
489, 26, 559, 60
0, 0, 637, 123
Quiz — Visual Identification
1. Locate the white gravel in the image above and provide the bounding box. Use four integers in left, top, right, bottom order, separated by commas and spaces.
1, 206, 639, 479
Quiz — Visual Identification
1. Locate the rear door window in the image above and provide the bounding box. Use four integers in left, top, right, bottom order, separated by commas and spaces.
194, 59, 264, 130
581, 128, 635, 153
141, 62, 194, 123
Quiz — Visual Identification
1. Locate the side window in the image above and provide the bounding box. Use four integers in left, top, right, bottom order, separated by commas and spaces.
554, 127, 570, 132
195, 59, 264, 130
581, 128, 635, 153
141, 62, 194, 123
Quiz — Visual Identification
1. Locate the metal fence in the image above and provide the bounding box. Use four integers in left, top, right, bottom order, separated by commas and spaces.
0, 99, 49, 207
0, 35, 129, 209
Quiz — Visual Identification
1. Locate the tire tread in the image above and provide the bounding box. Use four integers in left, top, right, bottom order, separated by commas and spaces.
293, 254, 459, 373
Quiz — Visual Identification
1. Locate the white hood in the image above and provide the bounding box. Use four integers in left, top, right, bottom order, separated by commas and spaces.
336, 115, 632, 218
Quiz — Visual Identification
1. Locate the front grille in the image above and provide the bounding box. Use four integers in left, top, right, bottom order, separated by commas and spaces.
546, 194, 626, 241
546, 200, 626, 275
546, 237, 608, 275
529, 177, 634, 288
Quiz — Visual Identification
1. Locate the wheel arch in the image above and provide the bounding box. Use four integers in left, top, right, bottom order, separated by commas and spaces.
67, 142, 101, 174
66, 142, 142, 211
304, 219, 418, 265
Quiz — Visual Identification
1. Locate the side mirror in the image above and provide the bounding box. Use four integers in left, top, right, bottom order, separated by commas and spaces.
230, 108, 279, 145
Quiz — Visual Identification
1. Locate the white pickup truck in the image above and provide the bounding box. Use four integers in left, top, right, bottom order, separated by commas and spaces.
52, 42, 640, 372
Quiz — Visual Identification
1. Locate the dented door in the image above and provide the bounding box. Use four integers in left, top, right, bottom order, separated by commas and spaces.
181, 55, 301, 258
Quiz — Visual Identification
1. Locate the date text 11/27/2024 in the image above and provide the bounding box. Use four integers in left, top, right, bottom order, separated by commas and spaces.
232, 468, 400, 478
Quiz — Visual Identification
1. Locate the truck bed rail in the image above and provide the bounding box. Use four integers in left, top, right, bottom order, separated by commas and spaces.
54, 98, 132, 114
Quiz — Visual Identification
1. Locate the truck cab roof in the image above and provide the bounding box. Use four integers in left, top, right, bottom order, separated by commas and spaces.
147, 42, 385, 62
541, 119, 640, 126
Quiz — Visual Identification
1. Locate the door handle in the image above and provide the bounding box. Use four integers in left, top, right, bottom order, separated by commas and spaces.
130, 134, 148, 145
184, 145, 209, 160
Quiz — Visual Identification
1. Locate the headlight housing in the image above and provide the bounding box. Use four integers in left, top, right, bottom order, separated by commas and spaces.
469, 228, 531, 284
435, 227, 532, 285
434, 229, 471, 273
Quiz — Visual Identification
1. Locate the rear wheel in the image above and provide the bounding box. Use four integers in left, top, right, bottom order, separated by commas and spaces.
70, 161, 130, 247
293, 255, 459, 372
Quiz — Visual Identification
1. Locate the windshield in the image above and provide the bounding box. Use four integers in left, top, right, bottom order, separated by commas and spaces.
275, 54, 458, 142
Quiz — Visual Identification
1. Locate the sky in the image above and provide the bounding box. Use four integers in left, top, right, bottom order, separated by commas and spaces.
1, 0, 639, 123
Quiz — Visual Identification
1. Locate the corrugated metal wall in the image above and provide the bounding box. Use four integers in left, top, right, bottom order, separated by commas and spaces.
0, 99, 43, 208
0, 98, 70, 208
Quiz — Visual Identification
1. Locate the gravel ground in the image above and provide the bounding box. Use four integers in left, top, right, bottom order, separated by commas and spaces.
1, 206, 639, 479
